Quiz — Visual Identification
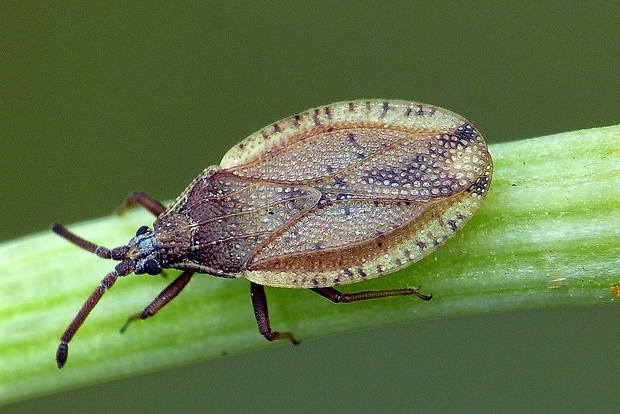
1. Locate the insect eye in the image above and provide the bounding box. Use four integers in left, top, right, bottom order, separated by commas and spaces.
142, 259, 162, 275
135, 226, 149, 236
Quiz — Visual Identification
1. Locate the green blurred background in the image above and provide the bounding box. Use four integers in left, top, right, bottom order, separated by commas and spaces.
2, 1, 619, 412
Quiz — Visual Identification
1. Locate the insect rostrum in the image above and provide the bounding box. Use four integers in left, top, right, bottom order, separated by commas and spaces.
53, 99, 492, 368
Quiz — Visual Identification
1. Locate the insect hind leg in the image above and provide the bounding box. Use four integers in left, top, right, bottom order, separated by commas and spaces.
311, 286, 432, 303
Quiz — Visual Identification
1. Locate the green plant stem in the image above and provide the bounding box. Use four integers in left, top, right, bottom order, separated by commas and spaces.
1, 125, 619, 404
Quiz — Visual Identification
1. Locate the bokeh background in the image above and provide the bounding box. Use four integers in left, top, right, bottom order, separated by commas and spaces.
2, 2, 619, 412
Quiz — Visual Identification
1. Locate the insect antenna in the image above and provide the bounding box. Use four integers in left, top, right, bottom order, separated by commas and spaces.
51, 223, 135, 368
52, 223, 128, 260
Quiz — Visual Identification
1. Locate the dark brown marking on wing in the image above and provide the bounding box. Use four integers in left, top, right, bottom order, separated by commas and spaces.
313, 108, 320, 126
379, 101, 389, 118
448, 220, 458, 232
470, 168, 492, 196
346, 132, 366, 159
325, 106, 332, 120
343, 268, 354, 279
332, 177, 346, 187
456, 122, 477, 142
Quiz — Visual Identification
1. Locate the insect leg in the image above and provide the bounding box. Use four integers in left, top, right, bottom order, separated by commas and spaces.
116, 192, 166, 216
250, 283, 299, 345
311, 286, 431, 303
119, 270, 194, 333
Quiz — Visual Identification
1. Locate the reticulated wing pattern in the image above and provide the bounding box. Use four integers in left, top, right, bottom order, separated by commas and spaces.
171, 170, 321, 274
227, 123, 488, 264
208, 100, 492, 285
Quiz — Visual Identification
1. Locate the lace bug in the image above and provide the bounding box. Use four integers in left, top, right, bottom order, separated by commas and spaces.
53, 99, 492, 368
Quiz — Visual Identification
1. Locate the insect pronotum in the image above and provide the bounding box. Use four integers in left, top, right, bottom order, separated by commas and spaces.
53, 99, 492, 368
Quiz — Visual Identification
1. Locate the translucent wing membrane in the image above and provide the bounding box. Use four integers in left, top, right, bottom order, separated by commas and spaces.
159, 100, 492, 287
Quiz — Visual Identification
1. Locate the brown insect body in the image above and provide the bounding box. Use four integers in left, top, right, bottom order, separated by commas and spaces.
53, 99, 492, 368
156, 100, 491, 286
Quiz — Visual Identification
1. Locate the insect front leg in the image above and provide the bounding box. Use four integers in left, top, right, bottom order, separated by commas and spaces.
117, 192, 166, 216
250, 283, 299, 345
311, 286, 432, 303
120, 270, 194, 333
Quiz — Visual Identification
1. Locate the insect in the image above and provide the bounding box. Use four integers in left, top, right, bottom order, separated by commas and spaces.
53, 99, 492, 368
